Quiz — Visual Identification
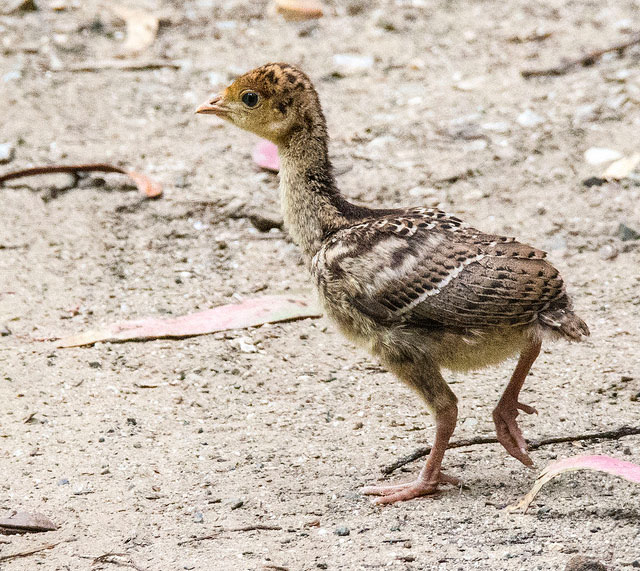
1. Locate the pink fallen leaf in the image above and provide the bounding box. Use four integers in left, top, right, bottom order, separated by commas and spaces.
0, 511, 57, 534
56, 295, 321, 347
252, 139, 280, 172
507, 454, 640, 513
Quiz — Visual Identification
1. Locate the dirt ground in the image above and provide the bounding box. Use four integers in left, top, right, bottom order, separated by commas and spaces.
1, 1, 640, 569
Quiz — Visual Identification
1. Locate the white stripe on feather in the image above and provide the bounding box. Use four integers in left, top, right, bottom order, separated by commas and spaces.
396, 253, 486, 315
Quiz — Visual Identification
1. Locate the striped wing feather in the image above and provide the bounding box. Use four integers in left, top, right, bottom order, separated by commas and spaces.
316, 211, 567, 331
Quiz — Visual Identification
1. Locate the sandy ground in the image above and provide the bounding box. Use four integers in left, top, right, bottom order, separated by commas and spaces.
1, 1, 640, 569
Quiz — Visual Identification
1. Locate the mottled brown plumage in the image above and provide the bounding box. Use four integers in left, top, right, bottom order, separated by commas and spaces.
197, 63, 589, 504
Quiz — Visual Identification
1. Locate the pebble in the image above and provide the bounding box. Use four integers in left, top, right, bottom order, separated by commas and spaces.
334, 526, 350, 536
0, 142, 15, 164
229, 498, 244, 510
233, 336, 258, 353
598, 244, 618, 260
57, 478, 69, 486
614, 18, 634, 33
460, 417, 478, 430
174, 174, 189, 188
584, 147, 622, 166
366, 135, 395, 151
454, 77, 484, 92
573, 104, 599, 125
466, 139, 488, 151
606, 93, 628, 111
618, 223, 640, 241
583, 176, 606, 188
516, 109, 545, 128
565, 556, 607, 571
365, 135, 397, 159
332, 54, 374, 75
2, 70, 22, 82
193, 511, 204, 523
481, 121, 511, 134
610, 69, 632, 82
493, 145, 516, 161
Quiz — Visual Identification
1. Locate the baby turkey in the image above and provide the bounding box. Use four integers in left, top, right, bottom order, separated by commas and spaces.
196, 63, 589, 504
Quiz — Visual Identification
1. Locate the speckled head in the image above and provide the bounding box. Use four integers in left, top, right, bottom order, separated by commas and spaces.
196, 62, 326, 146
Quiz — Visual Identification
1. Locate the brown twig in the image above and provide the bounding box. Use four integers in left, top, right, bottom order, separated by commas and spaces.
521, 34, 640, 78
381, 425, 640, 475
0, 164, 122, 184
0, 243, 30, 250
0, 538, 75, 563
177, 524, 282, 546
0, 164, 161, 198
57, 59, 181, 72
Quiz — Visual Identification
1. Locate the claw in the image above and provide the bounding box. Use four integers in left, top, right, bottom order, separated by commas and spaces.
493, 400, 536, 467
517, 402, 538, 415
362, 471, 460, 504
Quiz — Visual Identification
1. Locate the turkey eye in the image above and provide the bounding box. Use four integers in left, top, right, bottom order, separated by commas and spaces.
242, 91, 259, 108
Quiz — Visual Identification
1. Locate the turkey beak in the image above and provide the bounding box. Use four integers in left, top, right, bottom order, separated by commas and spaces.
195, 94, 228, 117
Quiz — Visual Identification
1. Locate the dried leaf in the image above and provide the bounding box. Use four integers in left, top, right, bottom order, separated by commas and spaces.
0, 511, 57, 534
601, 153, 640, 180
109, 4, 159, 56
507, 454, 640, 513
126, 170, 162, 197
57, 295, 321, 347
274, 0, 323, 21
252, 140, 280, 172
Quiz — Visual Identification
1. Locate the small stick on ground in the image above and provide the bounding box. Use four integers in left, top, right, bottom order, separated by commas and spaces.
382, 425, 640, 475
58, 59, 181, 72
521, 34, 640, 78
177, 524, 283, 546
0, 164, 123, 184
0, 164, 161, 198
0, 538, 75, 563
